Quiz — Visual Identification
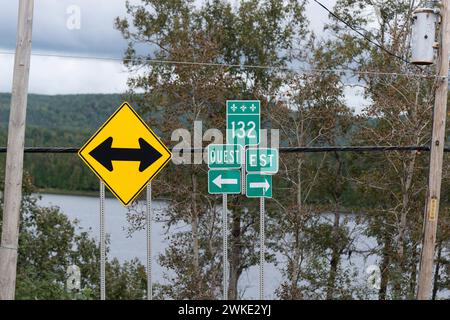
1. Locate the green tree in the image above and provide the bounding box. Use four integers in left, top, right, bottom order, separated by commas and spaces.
269, 38, 360, 299
116, 0, 309, 299
327, 0, 448, 299
0, 171, 146, 300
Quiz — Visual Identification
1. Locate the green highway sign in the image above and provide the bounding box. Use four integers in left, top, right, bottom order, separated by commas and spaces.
208, 170, 242, 194
207, 144, 244, 169
246, 174, 272, 198
226, 100, 260, 146
246, 148, 279, 174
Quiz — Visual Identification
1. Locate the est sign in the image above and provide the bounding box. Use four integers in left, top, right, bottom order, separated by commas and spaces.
246, 148, 279, 174
208, 144, 243, 169
79, 102, 172, 206
226, 100, 260, 146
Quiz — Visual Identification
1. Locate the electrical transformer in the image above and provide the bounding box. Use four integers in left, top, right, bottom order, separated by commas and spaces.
411, 7, 439, 65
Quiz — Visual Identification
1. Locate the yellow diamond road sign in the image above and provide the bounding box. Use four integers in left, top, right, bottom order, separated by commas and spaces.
78, 102, 172, 206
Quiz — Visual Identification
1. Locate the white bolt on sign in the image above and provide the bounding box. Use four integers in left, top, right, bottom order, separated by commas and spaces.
366, 265, 381, 290
66, 265, 81, 292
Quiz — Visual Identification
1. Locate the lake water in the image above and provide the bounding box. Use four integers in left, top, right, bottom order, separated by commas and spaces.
34, 193, 449, 299
36, 193, 281, 299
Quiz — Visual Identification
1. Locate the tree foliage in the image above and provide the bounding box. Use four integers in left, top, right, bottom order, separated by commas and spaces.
0, 171, 146, 300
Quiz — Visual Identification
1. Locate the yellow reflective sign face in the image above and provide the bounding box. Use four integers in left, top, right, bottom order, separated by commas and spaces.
78, 102, 172, 206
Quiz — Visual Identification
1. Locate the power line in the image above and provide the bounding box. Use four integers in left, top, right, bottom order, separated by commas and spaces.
279, 146, 442, 153
312, 0, 412, 65
1, 145, 449, 154
0, 50, 435, 78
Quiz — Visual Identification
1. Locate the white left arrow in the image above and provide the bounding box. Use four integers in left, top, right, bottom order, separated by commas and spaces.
213, 175, 238, 188
249, 179, 270, 193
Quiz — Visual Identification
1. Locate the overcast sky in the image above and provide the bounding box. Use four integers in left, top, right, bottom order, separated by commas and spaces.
0, 0, 370, 111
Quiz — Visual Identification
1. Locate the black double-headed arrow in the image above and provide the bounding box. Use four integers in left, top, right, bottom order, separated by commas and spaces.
89, 137, 162, 172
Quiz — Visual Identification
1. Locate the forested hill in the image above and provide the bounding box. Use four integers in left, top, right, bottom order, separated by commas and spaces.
0, 93, 123, 192
0, 93, 122, 133
0, 93, 377, 194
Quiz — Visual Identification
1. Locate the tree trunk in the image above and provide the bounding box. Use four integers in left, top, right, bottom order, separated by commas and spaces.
289, 156, 303, 299
394, 151, 416, 297
379, 232, 391, 300
228, 208, 242, 299
191, 171, 200, 295
408, 244, 418, 299
326, 153, 343, 300
326, 206, 341, 300
432, 241, 443, 300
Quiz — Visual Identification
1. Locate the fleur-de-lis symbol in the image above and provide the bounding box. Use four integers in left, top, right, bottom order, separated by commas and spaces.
240, 105, 247, 112
250, 104, 256, 112
231, 104, 237, 112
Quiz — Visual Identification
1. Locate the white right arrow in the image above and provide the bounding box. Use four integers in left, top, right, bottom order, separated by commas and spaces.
213, 175, 238, 188
249, 179, 270, 193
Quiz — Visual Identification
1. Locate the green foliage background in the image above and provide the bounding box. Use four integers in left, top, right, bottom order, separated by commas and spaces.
0, 170, 147, 300
0, 93, 122, 193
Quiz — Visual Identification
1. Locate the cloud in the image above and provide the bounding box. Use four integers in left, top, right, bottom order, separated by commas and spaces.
0, 0, 337, 95
0, 0, 336, 56
0, 0, 143, 94
0, 0, 133, 57
0, 53, 130, 94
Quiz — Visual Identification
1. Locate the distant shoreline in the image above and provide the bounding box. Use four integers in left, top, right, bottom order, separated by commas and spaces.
35, 188, 169, 203
35, 189, 362, 215
36, 188, 114, 198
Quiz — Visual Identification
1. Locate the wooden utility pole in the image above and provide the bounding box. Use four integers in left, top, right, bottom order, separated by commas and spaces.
417, 0, 450, 300
0, 0, 34, 300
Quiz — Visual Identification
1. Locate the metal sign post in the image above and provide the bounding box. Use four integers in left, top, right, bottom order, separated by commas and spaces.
78, 102, 172, 300
259, 197, 265, 300
209, 100, 265, 300
244, 147, 278, 300
146, 183, 153, 300
242, 146, 246, 195
207, 143, 245, 300
222, 194, 228, 300
100, 181, 106, 300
